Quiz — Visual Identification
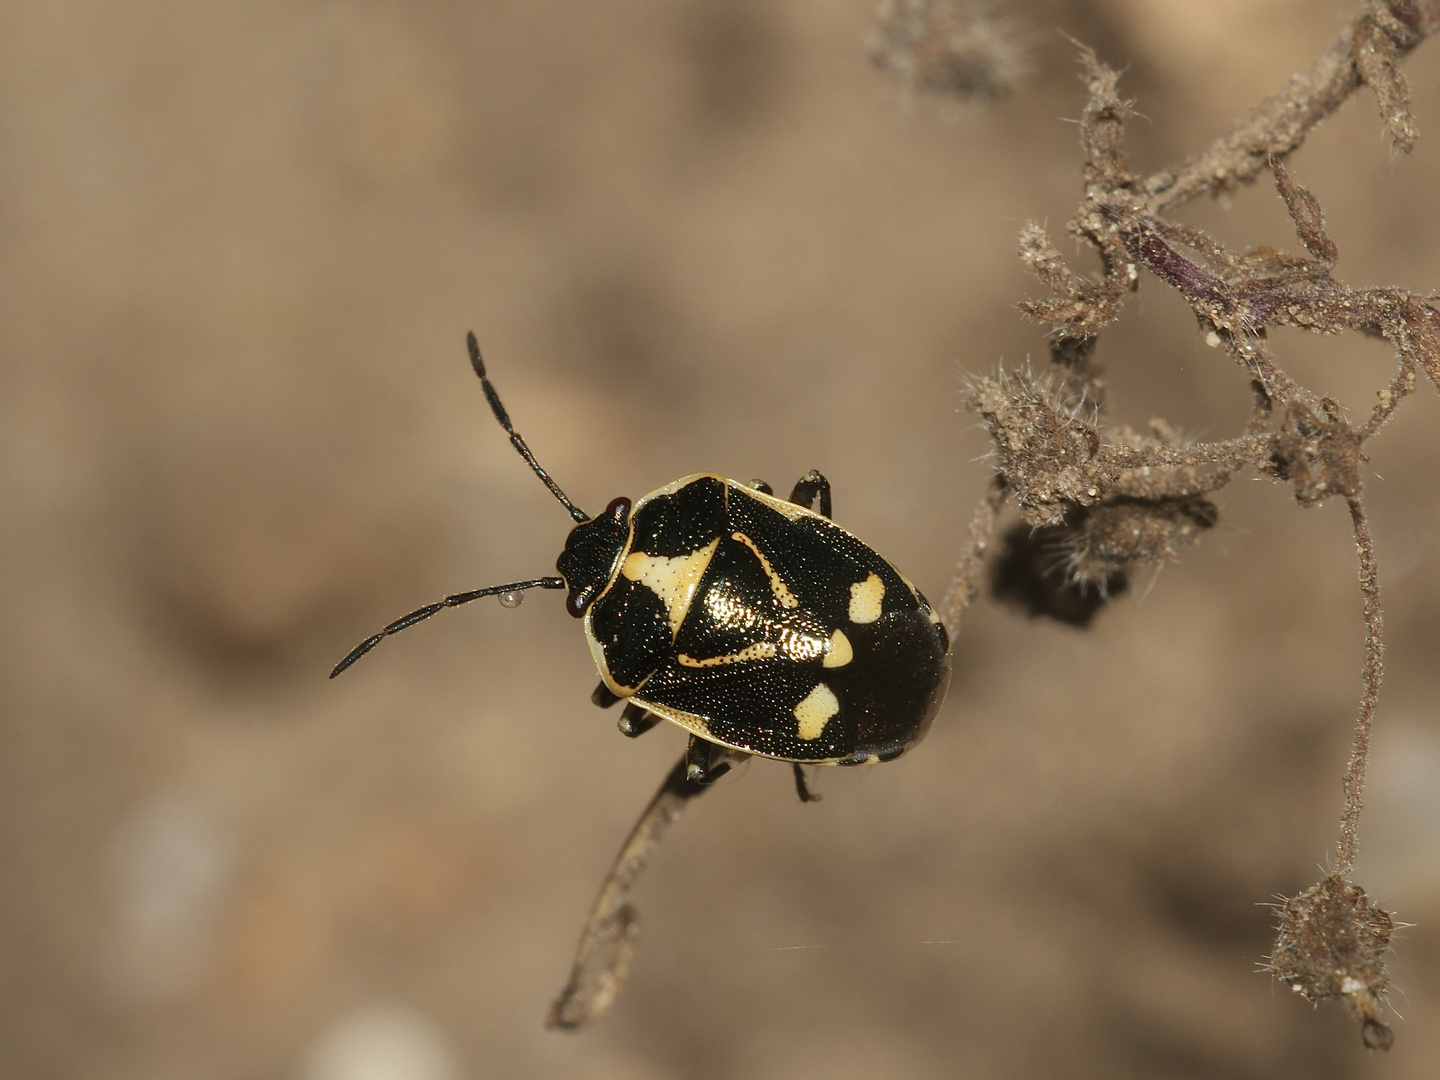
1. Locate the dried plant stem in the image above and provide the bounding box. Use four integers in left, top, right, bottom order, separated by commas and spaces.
1358, 360, 1419, 439
1144, 1, 1440, 210
894, 0, 1433, 1044
1113, 434, 1273, 473
1336, 496, 1384, 879
939, 475, 1007, 637
548, 750, 735, 1029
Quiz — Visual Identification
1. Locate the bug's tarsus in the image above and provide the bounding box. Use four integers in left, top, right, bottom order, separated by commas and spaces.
789, 470, 832, 518
329, 576, 565, 677
466, 331, 589, 524
792, 762, 822, 803
617, 704, 660, 739
684, 735, 732, 785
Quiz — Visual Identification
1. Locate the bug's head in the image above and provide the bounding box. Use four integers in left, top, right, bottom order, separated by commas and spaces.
557, 496, 632, 618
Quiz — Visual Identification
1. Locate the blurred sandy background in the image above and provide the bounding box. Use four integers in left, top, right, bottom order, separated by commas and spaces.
3, 1, 1440, 1078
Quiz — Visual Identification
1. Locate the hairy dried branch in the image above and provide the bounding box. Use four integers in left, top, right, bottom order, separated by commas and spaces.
949, 2, 1439, 1046
1143, 0, 1440, 210
1338, 497, 1384, 877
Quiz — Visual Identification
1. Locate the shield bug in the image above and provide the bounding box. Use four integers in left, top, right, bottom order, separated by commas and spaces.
333, 334, 951, 769
331, 333, 952, 1024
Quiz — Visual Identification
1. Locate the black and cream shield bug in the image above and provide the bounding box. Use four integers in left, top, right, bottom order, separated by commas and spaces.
332, 333, 952, 1027
568, 473, 951, 769
333, 334, 952, 781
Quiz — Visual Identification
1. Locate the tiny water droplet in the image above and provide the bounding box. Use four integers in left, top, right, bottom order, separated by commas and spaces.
498, 591, 524, 609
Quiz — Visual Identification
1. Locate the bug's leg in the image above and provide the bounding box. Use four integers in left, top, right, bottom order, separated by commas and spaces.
617, 704, 660, 739
788, 470, 832, 519
684, 735, 733, 785
591, 683, 621, 708
548, 745, 744, 1030
791, 762, 822, 803
748, 478, 775, 495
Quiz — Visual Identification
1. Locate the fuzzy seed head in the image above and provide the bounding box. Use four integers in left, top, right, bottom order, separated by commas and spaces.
1265, 875, 1395, 1050
967, 369, 1104, 527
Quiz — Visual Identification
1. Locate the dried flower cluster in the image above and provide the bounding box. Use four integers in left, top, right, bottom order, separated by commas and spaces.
1265, 875, 1397, 1050
925, 0, 1440, 1049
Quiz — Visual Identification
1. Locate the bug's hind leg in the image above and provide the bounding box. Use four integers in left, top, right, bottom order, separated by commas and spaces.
791, 762, 822, 803
788, 470, 831, 519
548, 743, 747, 1029
617, 703, 660, 739
684, 735, 735, 785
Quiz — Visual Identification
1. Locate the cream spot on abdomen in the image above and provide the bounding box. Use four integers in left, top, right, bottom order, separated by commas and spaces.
793, 683, 839, 740
822, 629, 852, 668
847, 573, 885, 624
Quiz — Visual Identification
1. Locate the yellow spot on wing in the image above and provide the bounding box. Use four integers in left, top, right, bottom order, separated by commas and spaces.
730, 532, 799, 608
677, 643, 778, 667
822, 629, 852, 668
793, 683, 839, 740
621, 538, 721, 638
848, 573, 885, 624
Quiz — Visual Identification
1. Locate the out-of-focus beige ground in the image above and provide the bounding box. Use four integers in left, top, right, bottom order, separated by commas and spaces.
3, 2, 1439, 1078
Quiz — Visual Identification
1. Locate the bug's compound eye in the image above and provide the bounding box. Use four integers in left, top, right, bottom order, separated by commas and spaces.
558, 497, 632, 619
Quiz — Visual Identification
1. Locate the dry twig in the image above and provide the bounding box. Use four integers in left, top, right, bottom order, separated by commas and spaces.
548, 748, 740, 1029
928, 0, 1440, 1047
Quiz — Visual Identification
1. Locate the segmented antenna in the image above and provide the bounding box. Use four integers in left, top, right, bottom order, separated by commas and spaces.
468, 332, 589, 523
330, 337, 589, 678
330, 577, 565, 677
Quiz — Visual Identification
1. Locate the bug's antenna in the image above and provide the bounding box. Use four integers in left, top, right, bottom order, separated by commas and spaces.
330, 576, 565, 677
468, 332, 589, 523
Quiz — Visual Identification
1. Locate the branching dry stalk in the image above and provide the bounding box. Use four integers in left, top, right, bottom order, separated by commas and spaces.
926, 0, 1440, 1049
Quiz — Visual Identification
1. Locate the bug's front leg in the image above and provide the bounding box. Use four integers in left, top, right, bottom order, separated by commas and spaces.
788, 470, 832, 518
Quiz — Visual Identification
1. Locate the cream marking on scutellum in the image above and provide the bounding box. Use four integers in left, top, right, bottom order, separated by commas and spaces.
848, 573, 885, 624
793, 682, 840, 740
620, 538, 721, 638
679, 627, 852, 668
678, 642, 777, 667
730, 532, 799, 608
